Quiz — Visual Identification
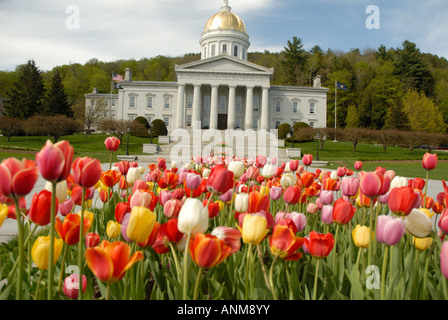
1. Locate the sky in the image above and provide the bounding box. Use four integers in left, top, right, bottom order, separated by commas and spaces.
1, 0, 448, 72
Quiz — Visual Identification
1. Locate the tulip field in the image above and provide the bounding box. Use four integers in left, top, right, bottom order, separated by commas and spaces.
0, 136, 448, 301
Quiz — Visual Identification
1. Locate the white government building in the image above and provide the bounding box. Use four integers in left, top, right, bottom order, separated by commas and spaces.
85, 1, 328, 133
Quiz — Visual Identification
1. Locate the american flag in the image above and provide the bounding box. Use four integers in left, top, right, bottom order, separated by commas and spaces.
112, 73, 123, 81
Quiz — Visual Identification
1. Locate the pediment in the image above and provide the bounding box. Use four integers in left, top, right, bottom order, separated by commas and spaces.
175, 54, 273, 75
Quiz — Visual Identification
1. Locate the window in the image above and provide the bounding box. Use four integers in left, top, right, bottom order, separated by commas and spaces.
146, 96, 153, 109
275, 100, 281, 113
253, 95, 259, 111
128, 114, 136, 121
236, 96, 242, 112
275, 120, 281, 129
235, 118, 241, 129
203, 116, 209, 128
222, 44, 227, 53
233, 45, 238, 57
310, 102, 316, 114
292, 101, 299, 113
186, 114, 192, 127
243, 49, 246, 60
187, 93, 193, 109
204, 95, 210, 110
211, 45, 216, 56
112, 100, 116, 107
129, 96, 136, 108
253, 118, 258, 129
309, 121, 315, 128
203, 47, 207, 58
220, 96, 227, 111
163, 116, 170, 127
164, 97, 170, 109
146, 115, 152, 124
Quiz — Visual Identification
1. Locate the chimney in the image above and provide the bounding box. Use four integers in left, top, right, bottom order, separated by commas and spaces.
125, 68, 132, 81
313, 75, 321, 88
92, 87, 98, 94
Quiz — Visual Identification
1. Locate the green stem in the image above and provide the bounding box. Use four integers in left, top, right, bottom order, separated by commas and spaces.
367, 201, 374, 268
47, 182, 57, 300
35, 269, 44, 300
14, 197, 24, 300
269, 254, 279, 300
313, 258, 320, 300
244, 245, 253, 300
168, 242, 182, 281
106, 283, 111, 300
256, 244, 274, 298
412, 248, 420, 297
109, 151, 113, 170
332, 224, 340, 274
423, 243, 434, 299
193, 267, 203, 300
381, 245, 389, 300
57, 244, 69, 293
423, 170, 429, 206
77, 187, 86, 300
356, 246, 362, 269
182, 232, 192, 300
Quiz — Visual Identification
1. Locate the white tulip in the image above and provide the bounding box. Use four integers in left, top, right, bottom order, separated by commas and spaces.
405, 208, 433, 238
45, 180, 67, 203
177, 198, 209, 234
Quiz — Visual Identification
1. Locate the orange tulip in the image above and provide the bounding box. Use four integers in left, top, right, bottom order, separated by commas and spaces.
388, 186, 419, 216
298, 171, 315, 188
188, 233, 232, 269
55, 213, 92, 245
248, 190, 270, 213
100, 170, 121, 188
304, 231, 334, 258
85, 240, 144, 283
269, 224, 304, 261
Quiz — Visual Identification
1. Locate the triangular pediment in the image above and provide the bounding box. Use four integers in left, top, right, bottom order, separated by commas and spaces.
175, 54, 273, 75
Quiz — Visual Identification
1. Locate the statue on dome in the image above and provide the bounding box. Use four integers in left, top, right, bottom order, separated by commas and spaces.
223, 0, 229, 7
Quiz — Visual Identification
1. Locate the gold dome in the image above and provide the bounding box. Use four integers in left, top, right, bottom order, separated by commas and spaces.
203, 6, 247, 34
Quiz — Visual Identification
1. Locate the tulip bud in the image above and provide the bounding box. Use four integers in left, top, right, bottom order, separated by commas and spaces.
177, 198, 209, 235
107, 220, 121, 239
228, 161, 245, 179
31, 236, 63, 270
126, 206, 157, 243
63, 273, 87, 299
422, 153, 438, 171
85, 232, 100, 248
404, 208, 433, 238
352, 225, 372, 248
234, 193, 249, 213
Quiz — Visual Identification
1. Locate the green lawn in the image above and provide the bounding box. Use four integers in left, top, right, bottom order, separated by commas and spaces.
287, 140, 448, 180
0, 134, 158, 163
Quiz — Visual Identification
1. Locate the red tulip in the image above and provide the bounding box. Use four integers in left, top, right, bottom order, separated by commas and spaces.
283, 186, 300, 205
302, 154, 313, 167
0, 157, 39, 199
71, 185, 90, 206
152, 218, 185, 254
104, 136, 120, 152
206, 164, 234, 195
100, 170, 121, 188
203, 199, 220, 218
388, 186, 420, 216
189, 233, 232, 269
211, 226, 242, 253
299, 171, 315, 188
354, 161, 363, 171
55, 213, 92, 245
360, 171, 382, 198
422, 153, 438, 171
269, 224, 304, 261
115, 202, 132, 224
85, 232, 100, 248
36, 140, 74, 183
137, 221, 161, 248
304, 231, 334, 258
85, 240, 144, 283
28, 190, 57, 226
157, 158, 167, 170
248, 190, 270, 213
72, 157, 102, 189
332, 198, 356, 225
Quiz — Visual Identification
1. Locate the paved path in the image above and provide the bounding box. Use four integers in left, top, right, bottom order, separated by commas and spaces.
0, 159, 446, 243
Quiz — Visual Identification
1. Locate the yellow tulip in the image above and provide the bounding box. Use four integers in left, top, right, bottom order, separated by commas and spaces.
77, 210, 94, 230
126, 206, 156, 243
259, 186, 270, 197
237, 214, 269, 245
31, 236, 63, 270
0, 204, 7, 228
107, 220, 121, 239
352, 225, 372, 248
420, 208, 434, 219
413, 236, 433, 251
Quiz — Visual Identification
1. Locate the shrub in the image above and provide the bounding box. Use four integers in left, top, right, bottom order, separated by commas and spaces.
277, 123, 291, 140
151, 119, 168, 137
131, 117, 150, 138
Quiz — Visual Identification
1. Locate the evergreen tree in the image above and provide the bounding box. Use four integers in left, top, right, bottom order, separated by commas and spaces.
3, 60, 45, 119
383, 98, 411, 131
43, 69, 72, 117
281, 36, 307, 86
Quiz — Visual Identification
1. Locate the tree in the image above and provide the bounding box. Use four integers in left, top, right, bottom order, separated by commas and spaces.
402, 90, 446, 133
42, 69, 72, 117
383, 98, 411, 131
340, 128, 369, 151
72, 98, 107, 132
281, 37, 307, 86
98, 119, 132, 142
345, 105, 360, 128
25, 115, 81, 142
3, 60, 45, 119
0, 117, 22, 141
393, 40, 435, 96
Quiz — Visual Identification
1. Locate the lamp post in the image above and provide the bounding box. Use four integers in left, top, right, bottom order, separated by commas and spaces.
290, 127, 294, 149
148, 122, 153, 144
126, 128, 130, 156
315, 133, 320, 161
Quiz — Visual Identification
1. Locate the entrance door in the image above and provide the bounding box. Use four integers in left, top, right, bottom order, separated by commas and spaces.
217, 114, 228, 130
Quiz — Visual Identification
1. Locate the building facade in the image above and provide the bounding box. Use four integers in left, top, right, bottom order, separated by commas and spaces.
85, 1, 328, 133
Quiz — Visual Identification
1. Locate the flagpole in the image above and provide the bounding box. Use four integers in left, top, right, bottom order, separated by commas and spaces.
334, 80, 338, 142
110, 71, 113, 119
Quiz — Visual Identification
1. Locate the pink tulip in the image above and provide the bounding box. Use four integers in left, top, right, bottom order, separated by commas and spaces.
336, 167, 346, 178
307, 202, 319, 215
159, 190, 173, 206
211, 226, 242, 253
104, 136, 120, 152
220, 189, 233, 202
246, 166, 259, 180
163, 198, 182, 218
360, 172, 382, 198
354, 161, 363, 171
269, 186, 283, 200
72, 157, 102, 189
423, 153, 438, 171
319, 190, 334, 205
270, 157, 277, 165
0, 157, 39, 199
376, 215, 405, 246
321, 205, 333, 225
255, 155, 267, 168
130, 189, 152, 209
59, 199, 74, 216
288, 160, 299, 172
63, 273, 87, 299
302, 154, 313, 167
340, 177, 359, 197
36, 140, 74, 183
185, 172, 201, 190
275, 211, 306, 232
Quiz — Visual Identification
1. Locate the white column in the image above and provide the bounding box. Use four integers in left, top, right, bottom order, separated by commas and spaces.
227, 85, 236, 130
175, 84, 185, 129
192, 84, 201, 130
261, 86, 269, 130
210, 84, 219, 130
245, 85, 254, 130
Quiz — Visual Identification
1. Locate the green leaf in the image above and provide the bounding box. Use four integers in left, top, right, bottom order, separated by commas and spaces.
349, 267, 364, 300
